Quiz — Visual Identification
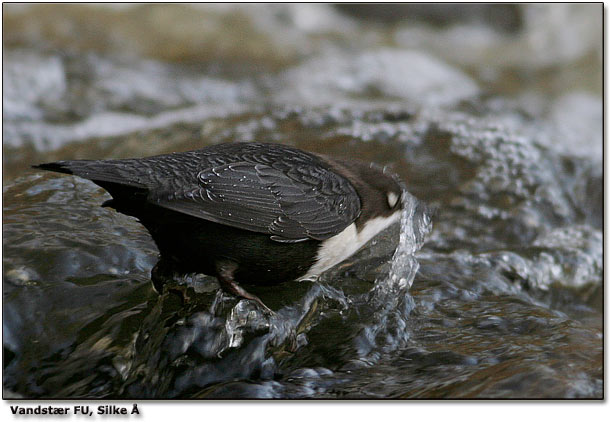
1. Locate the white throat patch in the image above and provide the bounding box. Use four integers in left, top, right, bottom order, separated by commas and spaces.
300, 210, 401, 280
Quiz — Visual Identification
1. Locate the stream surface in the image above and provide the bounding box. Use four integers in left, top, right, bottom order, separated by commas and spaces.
2, 4, 603, 398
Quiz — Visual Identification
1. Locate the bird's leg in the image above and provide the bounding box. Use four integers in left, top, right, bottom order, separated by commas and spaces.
151, 256, 173, 294
215, 260, 274, 315
151, 256, 189, 303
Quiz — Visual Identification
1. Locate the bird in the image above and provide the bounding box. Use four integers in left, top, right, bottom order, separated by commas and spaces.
33, 142, 405, 313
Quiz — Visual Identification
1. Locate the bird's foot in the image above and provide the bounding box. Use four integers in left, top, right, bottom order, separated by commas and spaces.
151, 257, 173, 294
150, 258, 192, 304
216, 260, 275, 316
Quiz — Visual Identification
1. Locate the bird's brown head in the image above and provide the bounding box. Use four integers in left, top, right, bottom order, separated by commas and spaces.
320, 156, 404, 228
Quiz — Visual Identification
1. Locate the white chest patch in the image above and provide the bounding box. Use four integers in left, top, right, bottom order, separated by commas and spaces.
300, 211, 401, 280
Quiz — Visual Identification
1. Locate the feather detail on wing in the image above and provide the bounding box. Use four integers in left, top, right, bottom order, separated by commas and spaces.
152, 161, 361, 241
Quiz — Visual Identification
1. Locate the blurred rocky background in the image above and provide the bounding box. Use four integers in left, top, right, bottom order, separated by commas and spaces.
3, 4, 603, 398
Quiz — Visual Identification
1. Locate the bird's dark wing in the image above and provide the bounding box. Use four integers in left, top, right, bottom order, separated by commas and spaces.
151, 160, 361, 241
33, 143, 362, 241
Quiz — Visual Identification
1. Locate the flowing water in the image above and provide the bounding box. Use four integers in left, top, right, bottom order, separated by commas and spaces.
2, 4, 603, 398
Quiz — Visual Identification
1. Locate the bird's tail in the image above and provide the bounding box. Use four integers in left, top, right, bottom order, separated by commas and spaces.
32, 160, 145, 189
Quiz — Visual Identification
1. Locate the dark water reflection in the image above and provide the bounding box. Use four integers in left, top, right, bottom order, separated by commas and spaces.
3, 4, 602, 398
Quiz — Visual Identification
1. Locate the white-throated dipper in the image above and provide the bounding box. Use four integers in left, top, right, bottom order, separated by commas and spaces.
34, 142, 404, 313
